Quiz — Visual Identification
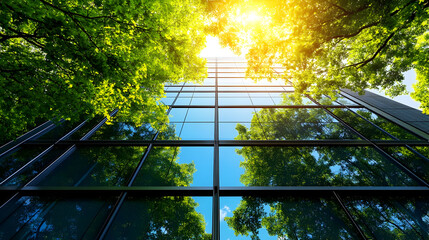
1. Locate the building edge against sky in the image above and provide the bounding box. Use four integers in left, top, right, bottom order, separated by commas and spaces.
0, 50, 428, 238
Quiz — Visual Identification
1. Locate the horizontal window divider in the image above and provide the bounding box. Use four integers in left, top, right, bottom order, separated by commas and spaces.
219, 140, 372, 146
170, 105, 362, 108
1, 186, 426, 197
166, 85, 293, 88
206, 77, 284, 79
220, 186, 429, 197
21, 140, 429, 147
0, 186, 214, 196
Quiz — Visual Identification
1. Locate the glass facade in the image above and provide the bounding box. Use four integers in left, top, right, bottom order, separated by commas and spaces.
0, 57, 428, 239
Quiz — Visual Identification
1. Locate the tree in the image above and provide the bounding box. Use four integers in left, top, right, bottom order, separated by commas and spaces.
208, 0, 429, 112
0, 0, 207, 143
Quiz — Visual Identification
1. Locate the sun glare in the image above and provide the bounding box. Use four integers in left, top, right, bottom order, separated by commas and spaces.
237, 11, 262, 25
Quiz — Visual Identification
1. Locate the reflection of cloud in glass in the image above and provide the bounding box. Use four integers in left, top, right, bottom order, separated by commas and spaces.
220, 205, 231, 221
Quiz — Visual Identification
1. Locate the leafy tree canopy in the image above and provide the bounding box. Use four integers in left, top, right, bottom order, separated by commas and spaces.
208, 0, 429, 112
0, 0, 207, 142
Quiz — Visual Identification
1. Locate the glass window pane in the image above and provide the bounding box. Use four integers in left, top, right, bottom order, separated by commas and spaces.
220, 196, 360, 240
169, 108, 188, 122
174, 97, 192, 105
180, 123, 214, 140
65, 117, 104, 140
105, 196, 212, 239
0, 145, 47, 182
221, 108, 359, 140
186, 108, 214, 122
35, 146, 146, 186
90, 122, 155, 140
330, 108, 393, 140
33, 120, 80, 141
349, 108, 421, 140
160, 97, 175, 106
383, 146, 429, 183
344, 195, 429, 239
219, 97, 252, 106
133, 147, 213, 187
157, 123, 183, 140
220, 146, 418, 187
0, 196, 115, 239
3, 145, 69, 187
219, 108, 256, 122
250, 97, 275, 105
190, 98, 214, 106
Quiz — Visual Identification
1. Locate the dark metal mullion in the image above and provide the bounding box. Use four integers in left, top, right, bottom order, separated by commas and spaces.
332, 191, 367, 240
0, 122, 56, 159
31, 139, 429, 147
0, 119, 90, 186
96, 83, 186, 239
346, 107, 400, 140
172, 105, 361, 108
22, 110, 119, 187
0, 120, 53, 156
213, 57, 220, 240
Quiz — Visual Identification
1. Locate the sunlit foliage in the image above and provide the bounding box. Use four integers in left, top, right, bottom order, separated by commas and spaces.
209, 0, 429, 112
0, 0, 207, 142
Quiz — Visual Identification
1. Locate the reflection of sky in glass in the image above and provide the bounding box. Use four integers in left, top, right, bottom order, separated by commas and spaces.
176, 147, 213, 187
194, 197, 213, 234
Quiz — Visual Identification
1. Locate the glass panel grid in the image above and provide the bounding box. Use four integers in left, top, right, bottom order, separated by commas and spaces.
1, 57, 428, 240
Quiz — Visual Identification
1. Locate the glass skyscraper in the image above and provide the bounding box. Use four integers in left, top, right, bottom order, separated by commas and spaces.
0, 57, 428, 239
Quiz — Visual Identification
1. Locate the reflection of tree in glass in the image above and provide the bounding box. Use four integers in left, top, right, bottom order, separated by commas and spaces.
91, 122, 156, 140
236, 107, 357, 140
0, 196, 114, 239
226, 105, 419, 239
383, 146, 429, 183
344, 196, 429, 239
226, 196, 360, 240
236, 146, 415, 188
134, 146, 196, 186
0, 146, 46, 182
0, 124, 210, 238
106, 196, 211, 239
350, 108, 421, 140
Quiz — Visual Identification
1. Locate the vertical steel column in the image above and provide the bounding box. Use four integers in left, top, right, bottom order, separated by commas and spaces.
212, 58, 220, 240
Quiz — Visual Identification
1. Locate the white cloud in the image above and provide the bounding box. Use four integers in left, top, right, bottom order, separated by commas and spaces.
220, 205, 231, 221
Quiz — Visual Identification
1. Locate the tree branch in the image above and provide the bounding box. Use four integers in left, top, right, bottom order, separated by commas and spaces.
38, 0, 115, 20
344, 31, 396, 69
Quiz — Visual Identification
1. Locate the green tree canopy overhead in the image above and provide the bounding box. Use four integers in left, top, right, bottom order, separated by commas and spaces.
209, 0, 429, 112
0, 0, 207, 142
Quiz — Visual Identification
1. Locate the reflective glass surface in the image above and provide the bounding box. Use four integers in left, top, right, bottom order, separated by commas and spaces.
2, 146, 68, 187
36, 146, 146, 186
105, 196, 212, 239
220, 108, 359, 140
383, 146, 429, 183
0, 146, 47, 182
220, 146, 418, 186
90, 122, 155, 140
349, 108, 422, 140
0, 196, 115, 239
133, 147, 213, 187
344, 195, 429, 239
330, 108, 394, 140
220, 196, 360, 239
